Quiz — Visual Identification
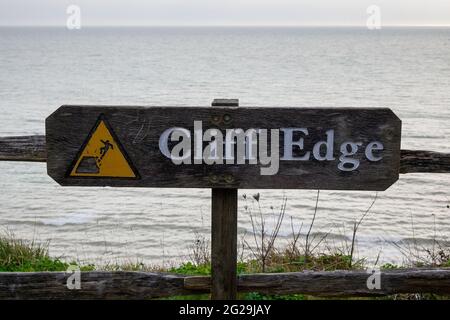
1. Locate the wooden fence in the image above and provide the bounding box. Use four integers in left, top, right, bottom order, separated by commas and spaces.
0, 135, 449, 299
0, 269, 450, 299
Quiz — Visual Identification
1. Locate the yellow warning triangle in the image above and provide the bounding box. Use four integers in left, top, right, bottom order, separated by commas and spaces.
69, 117, 137, 178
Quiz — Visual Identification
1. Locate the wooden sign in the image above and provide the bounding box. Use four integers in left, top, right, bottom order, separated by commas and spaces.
46, 105, 401, 190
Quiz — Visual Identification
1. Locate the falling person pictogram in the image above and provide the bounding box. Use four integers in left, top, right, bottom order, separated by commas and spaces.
69, 117, 137, 178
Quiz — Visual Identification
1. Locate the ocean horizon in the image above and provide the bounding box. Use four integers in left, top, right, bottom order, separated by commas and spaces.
0, 26, 449, 266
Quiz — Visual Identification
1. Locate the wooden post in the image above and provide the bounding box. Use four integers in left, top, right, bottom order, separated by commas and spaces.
211, 99, 239, 300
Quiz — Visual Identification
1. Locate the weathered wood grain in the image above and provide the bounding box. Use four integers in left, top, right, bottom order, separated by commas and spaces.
0, 135, 46, 162
1, 269, 449, 299
210, 100, 239, 300
400, 149, 450, 173
45, 105, 402, 190
185, 269, 450, 297
211, 188, 238, 300
0, 271, 190, 300
211, 99, 239, 107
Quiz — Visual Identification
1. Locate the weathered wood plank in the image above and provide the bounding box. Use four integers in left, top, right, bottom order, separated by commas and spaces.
400, 149, 450, 173
0, 271, 190, 300
211, 188, 238, 300
0, 135, 46, 162
1, 269, 449, 299
211, 99, 239, 107
45, 105, 402, 190
210, 99, 239, 300
185, 269, 450, 297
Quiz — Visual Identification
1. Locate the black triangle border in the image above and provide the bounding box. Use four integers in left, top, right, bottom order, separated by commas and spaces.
65, 114, 141, 180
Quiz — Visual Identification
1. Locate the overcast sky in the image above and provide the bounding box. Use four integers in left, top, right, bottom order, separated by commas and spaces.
0, 0, 449, 26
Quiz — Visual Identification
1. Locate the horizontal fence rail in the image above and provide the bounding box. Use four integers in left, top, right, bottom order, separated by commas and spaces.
0, 135, 450, 174
0, 269, 449, 299
0, 135, 46, 162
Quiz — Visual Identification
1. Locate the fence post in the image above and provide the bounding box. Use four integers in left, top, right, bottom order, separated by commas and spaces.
211, 98, 239, 300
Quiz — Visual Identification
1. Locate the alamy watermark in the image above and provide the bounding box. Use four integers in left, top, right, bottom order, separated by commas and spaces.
66, 5, 81, 30
367, 5, 381, 30
366, 267, 381, 290
66, 265, 81, 290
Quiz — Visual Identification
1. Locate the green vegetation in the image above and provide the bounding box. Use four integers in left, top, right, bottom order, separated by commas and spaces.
169, 262, 211, 275
0, 233, 93, 272
0, 234, 67, 272
168, 261, 249, 276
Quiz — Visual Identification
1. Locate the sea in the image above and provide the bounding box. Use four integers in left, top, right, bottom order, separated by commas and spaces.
0, 27, 449, 266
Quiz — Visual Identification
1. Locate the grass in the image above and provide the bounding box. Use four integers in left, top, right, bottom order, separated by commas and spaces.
0, 233, 67, 272
0, 232, 93, 272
